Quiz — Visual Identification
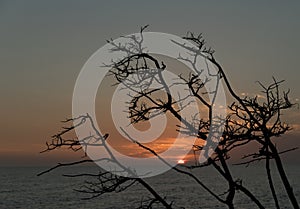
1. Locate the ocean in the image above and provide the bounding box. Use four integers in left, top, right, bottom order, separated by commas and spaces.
0, 164, 299, 209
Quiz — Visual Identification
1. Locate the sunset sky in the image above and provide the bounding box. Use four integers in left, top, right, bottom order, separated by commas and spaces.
0, 1, 300, 166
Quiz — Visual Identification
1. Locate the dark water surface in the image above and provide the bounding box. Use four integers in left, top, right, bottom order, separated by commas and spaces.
0, 164, 299, 209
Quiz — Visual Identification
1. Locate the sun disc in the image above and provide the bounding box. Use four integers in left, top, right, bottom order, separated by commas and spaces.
177, 159, 185, 164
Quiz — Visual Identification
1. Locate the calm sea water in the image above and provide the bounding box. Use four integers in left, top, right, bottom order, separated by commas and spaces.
0, 164, 299, 209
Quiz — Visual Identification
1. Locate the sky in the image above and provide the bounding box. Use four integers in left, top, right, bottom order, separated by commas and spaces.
0, 0, 300, 166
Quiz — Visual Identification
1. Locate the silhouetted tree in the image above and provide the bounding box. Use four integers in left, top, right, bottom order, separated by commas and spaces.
38, 26, 299, 209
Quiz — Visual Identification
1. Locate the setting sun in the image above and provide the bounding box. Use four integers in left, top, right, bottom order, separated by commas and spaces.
177, 159, 185, 164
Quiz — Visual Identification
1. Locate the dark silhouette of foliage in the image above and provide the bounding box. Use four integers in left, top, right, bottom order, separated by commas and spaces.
39, 26, 299, 209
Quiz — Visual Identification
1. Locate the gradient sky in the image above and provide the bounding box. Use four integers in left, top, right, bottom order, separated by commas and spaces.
0, 0, 300, 166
